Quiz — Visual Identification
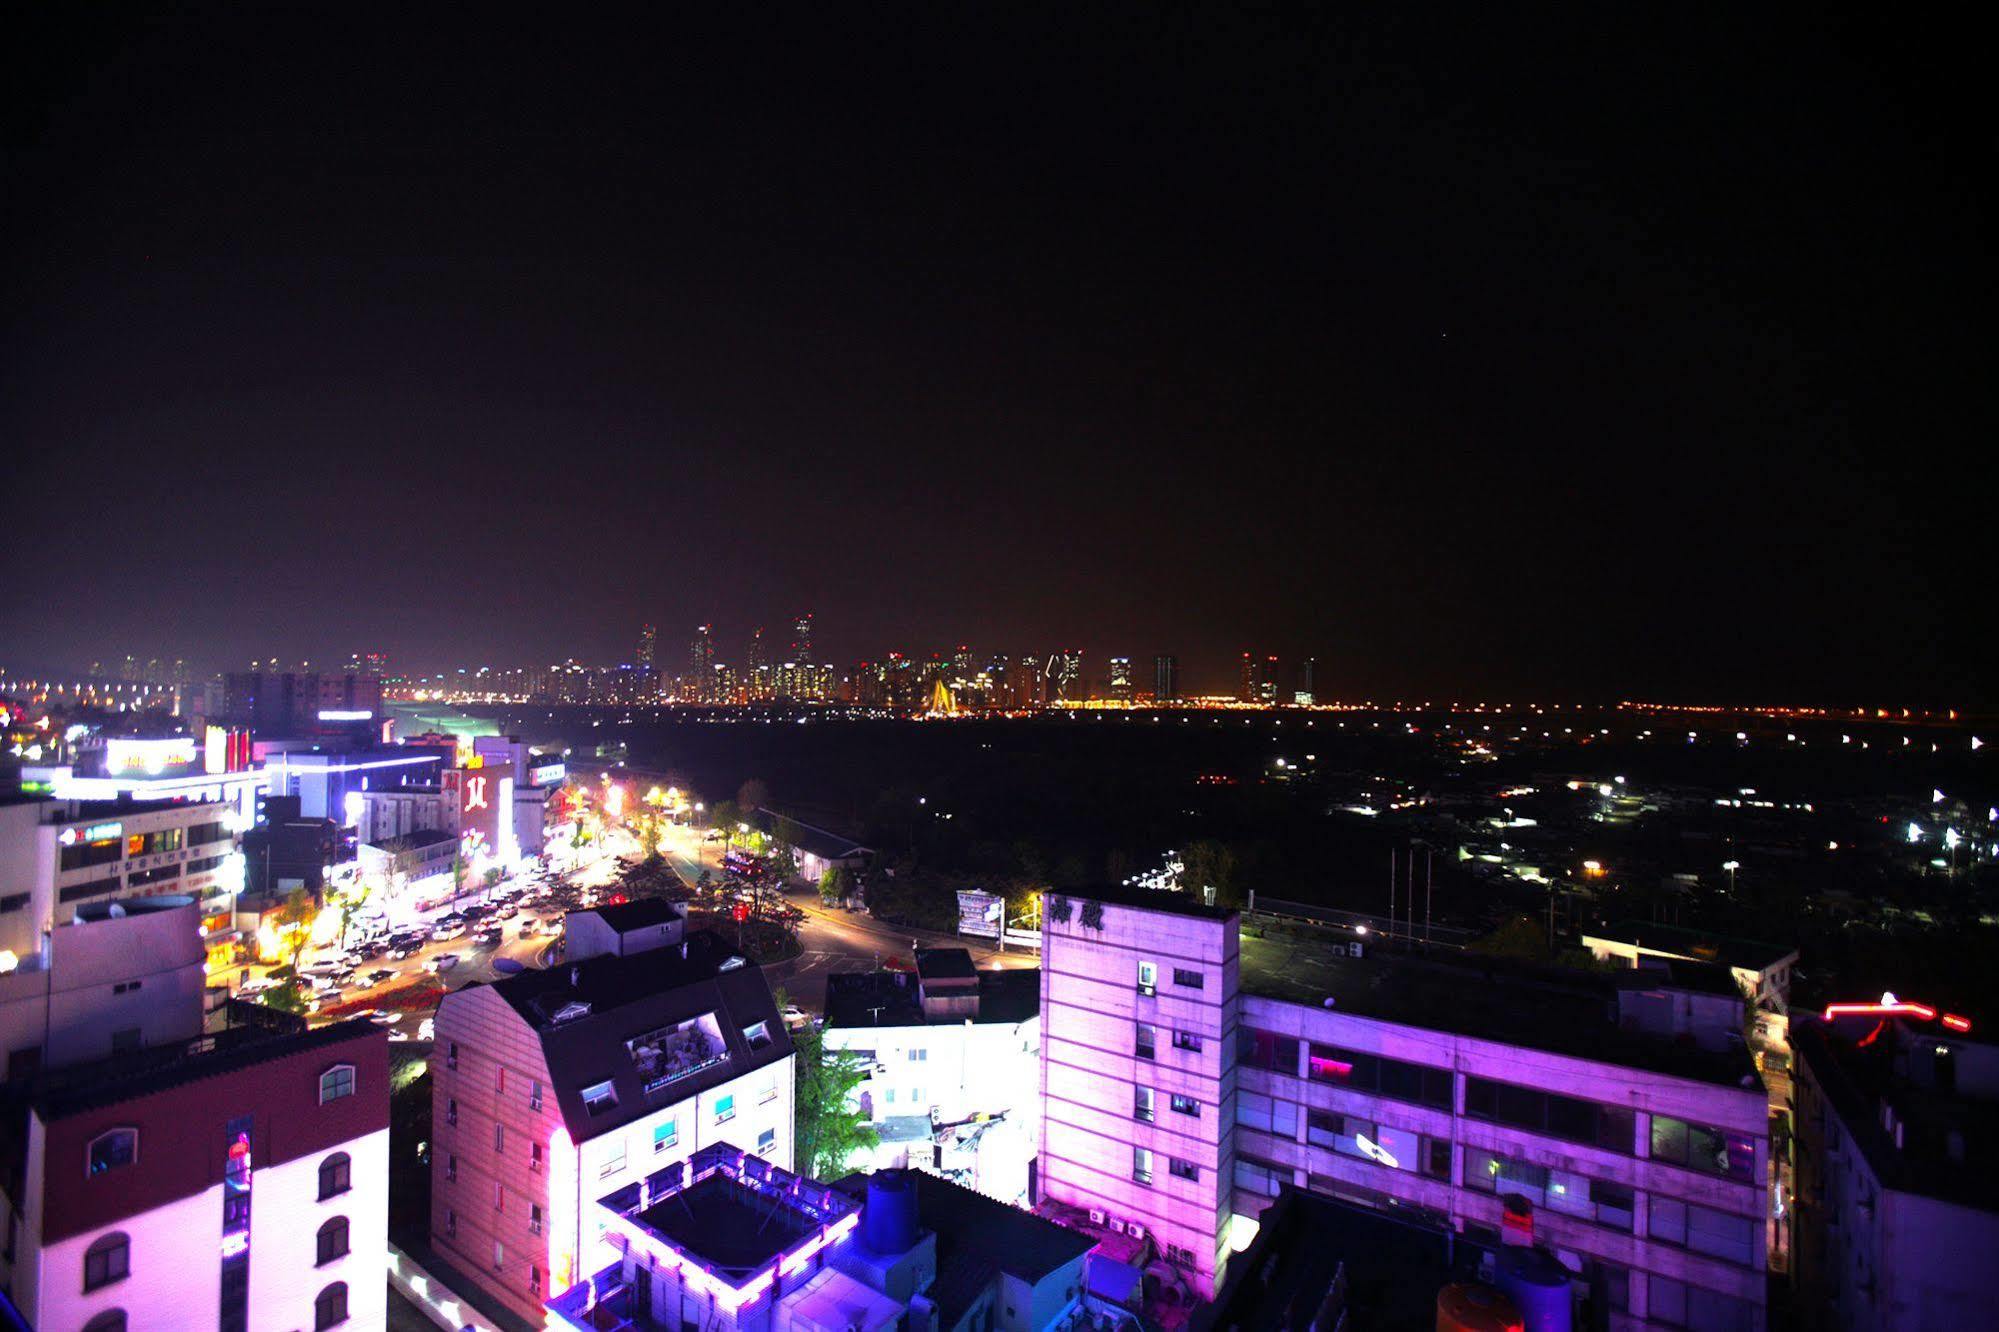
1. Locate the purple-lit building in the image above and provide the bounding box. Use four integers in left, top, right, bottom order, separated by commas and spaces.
1039, 885, 1772, 1329
1791, 1004, 1999, 1329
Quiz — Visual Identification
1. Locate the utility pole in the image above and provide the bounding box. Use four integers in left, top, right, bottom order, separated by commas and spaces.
1425, 847, 1433, 947
1388, 848, 1397, 942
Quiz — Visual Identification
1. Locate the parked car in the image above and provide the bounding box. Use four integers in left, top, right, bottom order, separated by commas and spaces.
364, 1009, 402, 1026
301, 960, 345, 978
417, 1017, 435, 1041
427, 953, 462, 973
430, 922, 465, 942
387, 941, 422, 960
497, 904, 518, 919
366, 969, 396, 985
780, 1004, 810, 1028
237, 978, 277, 997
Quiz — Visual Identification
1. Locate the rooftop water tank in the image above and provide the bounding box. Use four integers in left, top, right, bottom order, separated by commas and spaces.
862, 1169, 921, 1255
1495, 1248, 1572, 1332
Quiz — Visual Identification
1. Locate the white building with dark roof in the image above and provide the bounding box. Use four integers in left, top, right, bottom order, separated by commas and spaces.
430, 930, 795, 1324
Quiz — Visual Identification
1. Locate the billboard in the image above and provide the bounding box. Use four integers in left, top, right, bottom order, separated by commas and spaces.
956, 889, 1003, 940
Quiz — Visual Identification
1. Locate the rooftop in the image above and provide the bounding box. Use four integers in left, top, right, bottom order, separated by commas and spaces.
461, 930, 791, 1140
823, 967, 1040, 1029
601, 1143, 859, 1284
1240, 927, 1759, 1088
580, 898, 688, 931
1792, 1017, 1999, 1212
1193, 1187, 1455, 1332
830, 1168, 1093, 1285
1583, 919, 1796, 973
1052, 883, 1237, 923
914, 948, 978, 982
13, 1018, 376, 1121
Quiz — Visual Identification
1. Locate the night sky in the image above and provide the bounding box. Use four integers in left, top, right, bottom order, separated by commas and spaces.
4, 9, 1989, 702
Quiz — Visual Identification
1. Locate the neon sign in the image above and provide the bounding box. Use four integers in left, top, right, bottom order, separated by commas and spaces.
1823, 992, 1973, 1034
1355, 1133, 1400, 1169
464, 776, 490, 811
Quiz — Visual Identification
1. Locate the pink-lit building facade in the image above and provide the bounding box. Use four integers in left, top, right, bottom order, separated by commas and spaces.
1040, 887, 1771, 1329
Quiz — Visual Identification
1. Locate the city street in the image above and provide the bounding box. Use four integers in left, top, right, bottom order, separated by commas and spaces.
650, 822, 1038, 1010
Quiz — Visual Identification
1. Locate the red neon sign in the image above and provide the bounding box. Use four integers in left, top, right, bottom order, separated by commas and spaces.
1942, 1014, 1973, 1033
1824, 1001, 1936, 1022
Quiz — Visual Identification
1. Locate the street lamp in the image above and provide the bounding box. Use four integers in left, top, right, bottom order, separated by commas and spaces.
1722, 859, 1741, 892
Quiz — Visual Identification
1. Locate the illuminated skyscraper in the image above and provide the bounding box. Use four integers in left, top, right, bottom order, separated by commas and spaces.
1045, 650, 1083, 703
1106, 656, 1133, 701
635, 623, 656, 669
792, 613, 814, 664
1154, 654, 1179, 703
689, 624, 715, 701
1295, 656, 1316, 706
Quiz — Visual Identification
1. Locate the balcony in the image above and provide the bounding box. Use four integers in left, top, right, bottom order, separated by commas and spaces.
546, 1262, 657, 1331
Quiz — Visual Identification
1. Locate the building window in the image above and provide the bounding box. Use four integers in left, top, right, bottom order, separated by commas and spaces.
315, 1281, 349, 1329
318, 1152, 352, 1200
446, 1041, 459, 1069
1171, 968, 1203, 989
316, 1217, 350, 1266
109, 1027, 142, 1054
87, 1127, 138, 1176
1312, 1045, 1453, 1110
759, 1074, 779, 1104
80, 1313, 127, 1332
715, 1093, 736, 1124
907, 1047, 928, 1062
743, 1020, 773, 1050
494, 1123, 505, 1152
1465, 1150, 1635, 1233
1133, 1146, 1154, 1185
319, 1064, 356, 1104
531, 1143, 545, 1173
493, 1180, 504, 1210
1237, 1091, 1297, 1137
1137, 960, 1157, 996
1134, 1086, 1156, 1122
491, 1240, 504, 1273
1135, 1024, 1157, 1059
1172, 1029, 1202, 1052
1646, 1274, 1755, 1332
83, 1231, 130, 1291
1648, 1197, 1757, 1265
530, 1079, 543, 1111
758, 1127, 777, 1155
1170, 1157, 1199, 1181
1169, 1093, 1199, 1117
1233, 1157, 1285, 1197
446, 1154, 458, 1182
530, 1265, 543, 1296
1464, 1076, 1634, 1152
446, 1098, 458, 1126
1238, 1028, 1300, 1073
600, 1139, 627, 1178
582, 1080, 618, 1115
530, 1204, 544, 1234
1650, 1115, 1757, 1182
444, 1209, 457, 1238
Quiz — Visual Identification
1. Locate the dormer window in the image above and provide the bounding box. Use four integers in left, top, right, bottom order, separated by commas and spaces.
319, 1065, 356, 1104
582, 1080, 618, 1115
88, 1128, 138, 1177
742, 1020, 772, 1051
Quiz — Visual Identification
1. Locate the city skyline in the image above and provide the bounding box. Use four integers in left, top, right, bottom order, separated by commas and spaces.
2, 11, 1990, 706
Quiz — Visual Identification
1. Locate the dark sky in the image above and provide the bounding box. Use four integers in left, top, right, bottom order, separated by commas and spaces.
4, 8, 1989, 702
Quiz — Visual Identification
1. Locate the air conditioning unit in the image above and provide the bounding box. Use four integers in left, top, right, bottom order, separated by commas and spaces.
1127, 1223, 1146, 1241
1088, 1209, 1106, 1227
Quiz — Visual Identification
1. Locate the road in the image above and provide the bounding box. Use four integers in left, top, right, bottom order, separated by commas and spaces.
653, 823, 1039, 1011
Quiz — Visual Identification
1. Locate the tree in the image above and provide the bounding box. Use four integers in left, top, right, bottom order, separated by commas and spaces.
737, 778, 770, 816
789, 1002, 877, 1178
709, 799, 741, 835
272, 887, 319, 970
1181, 840, 1242, 909
329, 883, 373, 950
819, 864, 852, 905
263, 981, 309, 1017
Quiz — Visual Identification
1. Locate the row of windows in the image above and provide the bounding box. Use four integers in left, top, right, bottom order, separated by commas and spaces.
1237, 1037, 1755, 1176
1134, 961, 1205, 996
83, 1234, 350, 1323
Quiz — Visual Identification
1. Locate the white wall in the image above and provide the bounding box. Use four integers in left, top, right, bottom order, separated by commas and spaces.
248, 1127, 390, 1332
31, 1184, 222, 1332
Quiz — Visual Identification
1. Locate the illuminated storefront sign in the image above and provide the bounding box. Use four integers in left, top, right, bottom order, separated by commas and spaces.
317, 709, 374, 721
105, 737, 198, 775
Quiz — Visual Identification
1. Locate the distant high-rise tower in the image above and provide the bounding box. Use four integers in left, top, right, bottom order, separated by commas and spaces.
1154, 654, 1180, 703
1238, 653, 1258, 703
1295, 656, 1317, 706
635, 623, 656, 669
792, 614, 814, 664
1106, 657, 1133, 702
1259, 655, 1281, 706
690, 624, 715, 701
1045, 650, 1083, 703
